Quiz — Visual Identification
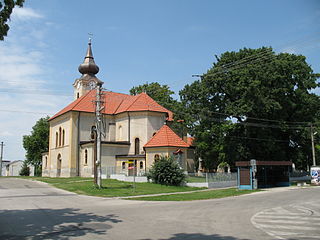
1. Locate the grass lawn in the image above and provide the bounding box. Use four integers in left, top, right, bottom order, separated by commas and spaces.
17, 176, 203, 197
128, 188, 260, 201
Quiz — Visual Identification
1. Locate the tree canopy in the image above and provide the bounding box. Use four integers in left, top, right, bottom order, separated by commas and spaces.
23, 116, 49, 175
180, 47, 320, 170
0, 0, 25, 40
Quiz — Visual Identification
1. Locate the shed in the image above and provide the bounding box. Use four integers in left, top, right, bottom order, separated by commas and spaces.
236, 160, 292, 190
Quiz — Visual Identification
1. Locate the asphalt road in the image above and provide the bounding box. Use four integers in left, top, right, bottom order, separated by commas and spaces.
0, 178, 319, 240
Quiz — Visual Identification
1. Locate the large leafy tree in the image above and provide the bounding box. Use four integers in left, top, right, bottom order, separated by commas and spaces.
180, 47, 320, 170
0, 0, 25, 40
23, 116, 49, 175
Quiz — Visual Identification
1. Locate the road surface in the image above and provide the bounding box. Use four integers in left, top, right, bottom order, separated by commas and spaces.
0, 178, 319, 240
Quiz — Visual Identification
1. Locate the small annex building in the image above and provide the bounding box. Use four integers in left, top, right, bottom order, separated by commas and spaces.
236, 160, 292, 189
42, 41, 195, 178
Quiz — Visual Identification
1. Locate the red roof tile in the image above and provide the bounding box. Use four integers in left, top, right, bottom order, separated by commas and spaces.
187, 137, 194, 146
50, 90, 173, 121
144, 125, 189, 148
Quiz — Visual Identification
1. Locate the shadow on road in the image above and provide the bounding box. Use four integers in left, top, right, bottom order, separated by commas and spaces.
0, 208, 122, 240
145, 233, 251, 240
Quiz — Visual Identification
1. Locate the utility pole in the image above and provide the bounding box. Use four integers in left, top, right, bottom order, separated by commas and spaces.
0, 142, 3, 177
311, 124, 317, 166
95, 83, 104, 188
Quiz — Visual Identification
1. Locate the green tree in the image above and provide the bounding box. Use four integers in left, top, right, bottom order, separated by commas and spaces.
180, 47, 320, 170
19, 161, 30, 176
147, 155, 186, 186
0, 0, 25, 40
23, 116, 49, 176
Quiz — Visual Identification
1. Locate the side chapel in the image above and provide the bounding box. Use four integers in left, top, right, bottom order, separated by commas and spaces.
42, 41, 195, 178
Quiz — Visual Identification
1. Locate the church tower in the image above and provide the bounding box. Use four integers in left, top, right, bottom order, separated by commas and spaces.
73, 40, 103, 99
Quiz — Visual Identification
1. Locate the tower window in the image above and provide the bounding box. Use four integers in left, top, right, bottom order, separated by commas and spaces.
77, 92, 80, 99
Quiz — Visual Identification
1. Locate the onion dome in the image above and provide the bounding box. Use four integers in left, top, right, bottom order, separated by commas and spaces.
78, 39, 99, 75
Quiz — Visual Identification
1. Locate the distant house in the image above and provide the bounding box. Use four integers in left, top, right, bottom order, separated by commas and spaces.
1, 160, 23, 176
42, 41, 195, 178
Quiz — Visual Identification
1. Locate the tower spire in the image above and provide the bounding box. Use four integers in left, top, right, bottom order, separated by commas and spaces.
78, 39, 99, 75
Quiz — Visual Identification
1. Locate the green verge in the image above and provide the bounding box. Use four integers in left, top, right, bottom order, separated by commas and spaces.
127, 188, 260, 201
16, 176, 203, 197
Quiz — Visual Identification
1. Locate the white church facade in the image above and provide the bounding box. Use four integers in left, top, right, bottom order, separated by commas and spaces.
42, 41, 195, 178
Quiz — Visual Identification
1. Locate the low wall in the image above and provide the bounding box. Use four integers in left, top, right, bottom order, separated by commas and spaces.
187, 180, 237, 189
110, 174, 148, 182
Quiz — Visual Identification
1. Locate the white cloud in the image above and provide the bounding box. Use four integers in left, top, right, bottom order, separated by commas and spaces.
12, 7, 43, 21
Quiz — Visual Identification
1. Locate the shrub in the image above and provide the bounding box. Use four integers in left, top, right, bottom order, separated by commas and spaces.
147, 155, 186, 186
19, 161, 30, 176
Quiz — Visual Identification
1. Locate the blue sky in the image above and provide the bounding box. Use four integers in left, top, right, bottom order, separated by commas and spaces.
0, 0, 319, 161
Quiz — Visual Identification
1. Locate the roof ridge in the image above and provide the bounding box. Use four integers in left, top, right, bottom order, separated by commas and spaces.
125, 93, 142, 111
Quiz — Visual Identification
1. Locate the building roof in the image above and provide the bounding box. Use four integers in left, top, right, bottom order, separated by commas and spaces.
235, 161, 292, 167
144, 125, 189, 148
187, 137, 194, 146
50, 90, 173, 121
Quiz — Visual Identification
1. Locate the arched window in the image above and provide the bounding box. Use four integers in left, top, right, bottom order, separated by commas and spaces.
84, 149, 88, 165
122, 162, 126, 170
118, 125, 122, 141
57, 154, 62, 177
45, 156, 48, 168
56, 132, 58, 148
77, 92, 80, 99
59, 127, 62, 146
140, 161, 143, 169
62, 129, 65, 146
135, 138, 140, 155
154, 154, 160, 162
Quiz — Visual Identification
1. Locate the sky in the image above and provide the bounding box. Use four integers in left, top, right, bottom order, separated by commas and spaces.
0, 0, 319, 161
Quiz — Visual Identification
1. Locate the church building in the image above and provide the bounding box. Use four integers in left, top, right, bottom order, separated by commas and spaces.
42, 41, 195, 178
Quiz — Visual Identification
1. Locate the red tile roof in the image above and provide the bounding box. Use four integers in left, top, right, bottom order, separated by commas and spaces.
50, 90, 173, 121
144, 125, 189, 148
187, 137, 194, 146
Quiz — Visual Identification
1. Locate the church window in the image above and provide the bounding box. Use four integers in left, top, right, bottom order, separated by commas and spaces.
135, 138, 140, 155
77, 92, 80, 99
56, 132, 58, 148
140, 161, 143, 169
62, 130, 65, 146
122, 162, 126, 170
154, 154, 160, 162
84, 149, 88, 165
45, 156, 48, 168
118, 126, 122, 141
59, 127, 62, 146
